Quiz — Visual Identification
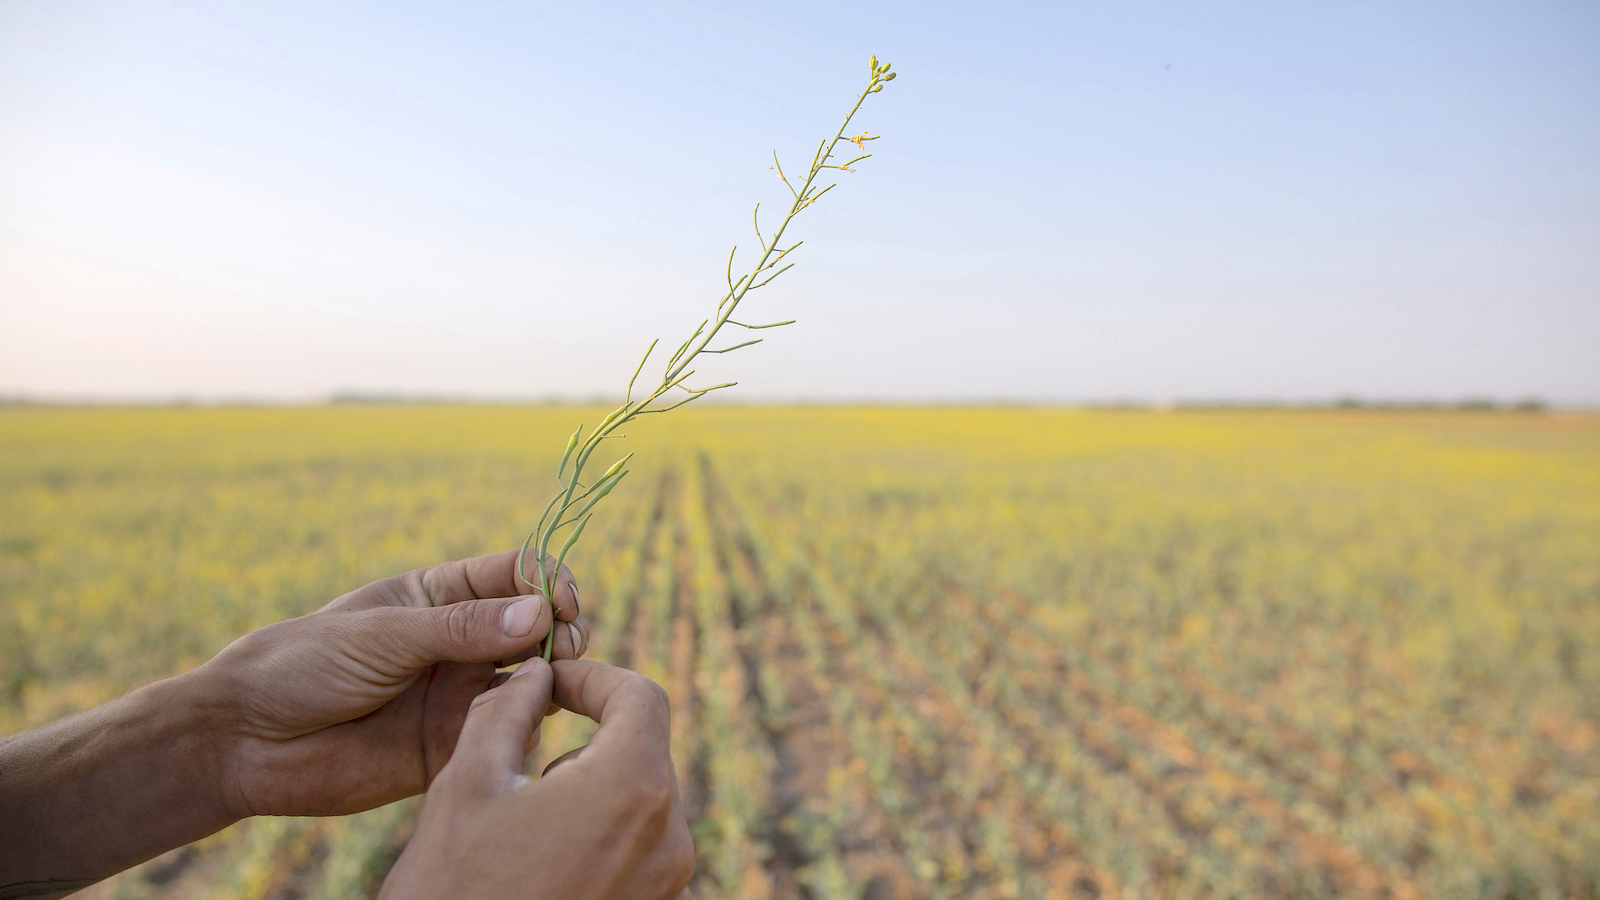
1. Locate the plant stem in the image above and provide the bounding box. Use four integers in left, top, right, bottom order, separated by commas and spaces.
518, 58, 898, 659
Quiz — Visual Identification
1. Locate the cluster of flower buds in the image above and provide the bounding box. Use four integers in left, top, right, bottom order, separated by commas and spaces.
869, 55, 897, 92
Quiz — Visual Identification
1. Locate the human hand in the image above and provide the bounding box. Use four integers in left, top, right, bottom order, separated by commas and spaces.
200, 549, 591, 818
380, 658, 693, 899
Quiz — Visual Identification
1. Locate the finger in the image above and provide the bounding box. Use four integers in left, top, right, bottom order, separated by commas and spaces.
507, 552, 578, 622
493, 614, 589, 667
418, 548, 526, 605
570, 616, 589, 658
548, 660, 672, 770
350, 594, 555, 675
535, 555, 580, 623
494, 675, 565, 720
419, 549, 580, 621
549, 618, 588, 661
492, 668, 560, 743
443, 658, 553, 797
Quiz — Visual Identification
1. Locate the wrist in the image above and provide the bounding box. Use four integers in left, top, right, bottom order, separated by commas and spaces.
147, 663, 250, 826
0, 664, 245, 884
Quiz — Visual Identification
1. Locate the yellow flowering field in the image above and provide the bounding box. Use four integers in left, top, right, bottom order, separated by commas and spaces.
2, 406, 1597, 899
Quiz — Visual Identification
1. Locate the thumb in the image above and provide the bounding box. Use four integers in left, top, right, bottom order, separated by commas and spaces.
443, 658, 554, 797
353, 595, 553, 673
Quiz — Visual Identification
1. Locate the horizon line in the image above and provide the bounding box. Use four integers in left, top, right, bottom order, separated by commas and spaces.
0, 392, 1586, 413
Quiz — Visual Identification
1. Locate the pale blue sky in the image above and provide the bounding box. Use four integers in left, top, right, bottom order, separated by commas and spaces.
2, 1, 1597, 403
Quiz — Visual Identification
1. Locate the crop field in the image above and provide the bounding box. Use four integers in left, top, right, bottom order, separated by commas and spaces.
2, 405, 1597, 900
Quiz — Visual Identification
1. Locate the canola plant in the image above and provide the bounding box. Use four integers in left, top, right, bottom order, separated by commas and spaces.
1, 405, 1596, 899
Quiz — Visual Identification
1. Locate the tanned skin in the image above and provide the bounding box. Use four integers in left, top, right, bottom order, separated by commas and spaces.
0, 549, 692, 899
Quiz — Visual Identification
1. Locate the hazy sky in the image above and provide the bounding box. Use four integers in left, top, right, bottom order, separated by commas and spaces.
2, 2, 1597, 404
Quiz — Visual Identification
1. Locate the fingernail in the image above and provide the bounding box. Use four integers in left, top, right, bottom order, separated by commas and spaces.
511, 657, 548, 679
501, 596, 541, 637
571, 582, 580, 614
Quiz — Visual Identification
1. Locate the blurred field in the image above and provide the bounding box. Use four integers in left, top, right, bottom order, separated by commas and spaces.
2, 405, 1597, 900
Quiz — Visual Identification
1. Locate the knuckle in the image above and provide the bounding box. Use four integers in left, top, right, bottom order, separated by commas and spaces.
628, 674, 673, 727
226, 618, 290, 657
633, 673, 670, 706
411, 564, 451, 605
442, 602, 477, 649
418, 564, 443, 597
630, 762, 676, 818
218, 617, 311, 676
607, 761, 675, 836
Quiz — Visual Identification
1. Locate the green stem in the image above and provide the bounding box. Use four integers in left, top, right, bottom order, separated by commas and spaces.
520, 60, 895, 661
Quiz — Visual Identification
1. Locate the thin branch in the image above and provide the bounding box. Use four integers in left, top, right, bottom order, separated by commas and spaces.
802, 183, 836, 207
749, 263, 795, 289
703, 338, 763, 354
635, 382, 737, 415
772, 150, 797, 197
634, 393, 704, 415
665, 321, 706, 372
626, 341, 657, 403
729, 319, 795, 329
764, 240, 803, 270
660, 367, 697, 395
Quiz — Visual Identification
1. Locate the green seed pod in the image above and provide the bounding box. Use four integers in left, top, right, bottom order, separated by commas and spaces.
590, 470, 624, 504
556, 427, 581, 480
599, 453, 631, 484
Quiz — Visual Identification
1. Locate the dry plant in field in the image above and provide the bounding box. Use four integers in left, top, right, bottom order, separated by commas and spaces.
517, 56, 898, 657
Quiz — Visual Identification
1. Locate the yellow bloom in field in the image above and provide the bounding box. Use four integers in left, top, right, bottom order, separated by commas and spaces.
3, 405, 1598, 895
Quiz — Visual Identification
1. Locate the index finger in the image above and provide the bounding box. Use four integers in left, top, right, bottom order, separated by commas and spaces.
548, 660, 671, 767
419, 549, 580, 622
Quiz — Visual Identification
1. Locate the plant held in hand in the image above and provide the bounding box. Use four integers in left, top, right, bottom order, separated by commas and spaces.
517, 56, 898, 658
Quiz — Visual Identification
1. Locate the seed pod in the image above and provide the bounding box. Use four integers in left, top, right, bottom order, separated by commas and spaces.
556, 427, 581, 480
599, 453, 631, 485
